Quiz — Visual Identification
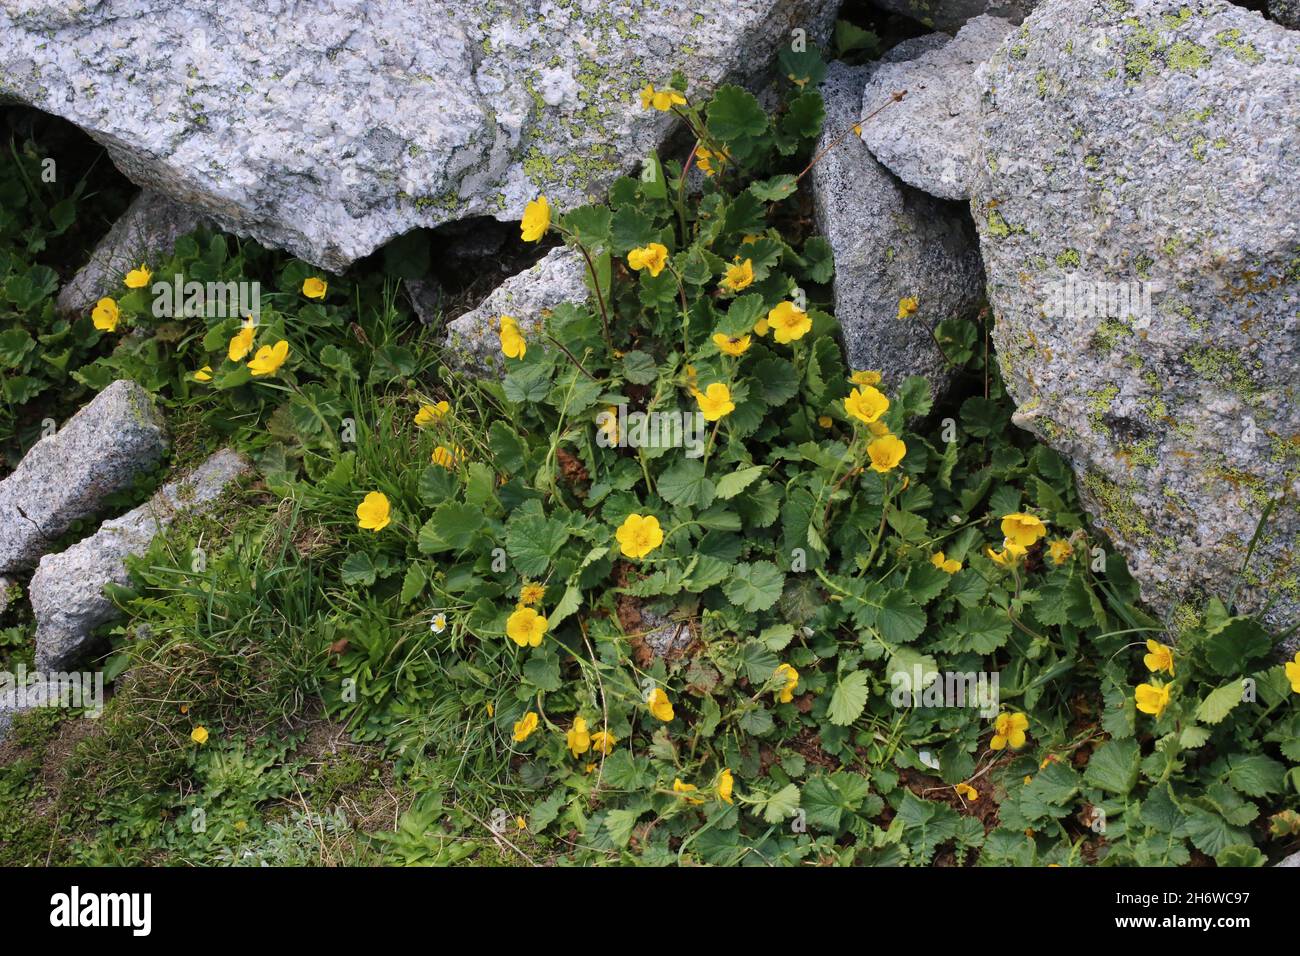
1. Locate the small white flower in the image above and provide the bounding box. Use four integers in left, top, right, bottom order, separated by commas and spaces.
430, 613, 447, 634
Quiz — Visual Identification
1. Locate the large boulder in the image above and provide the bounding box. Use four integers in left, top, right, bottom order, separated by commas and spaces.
32, 448, 250, 670
1272, 1, 1300, 30
970, 0, 1300, 642
859, 17, 1015, 200
873, 0, 1038, 32
812, 62, 985, 388
0, 380, 169, 573
0, 0, 837, 271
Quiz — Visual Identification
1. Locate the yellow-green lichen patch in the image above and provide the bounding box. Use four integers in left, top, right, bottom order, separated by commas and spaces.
1087, 383, 1120, 433
1082, 470, 1152, 539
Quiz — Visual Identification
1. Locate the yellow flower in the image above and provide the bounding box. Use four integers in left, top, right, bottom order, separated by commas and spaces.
1135, 682, 1172, 718
356, 491, 391, 531
897, 296, 919, 319
753, 316, 770, 337
499, 314, 526, 359
616, 513, 664, 559
431, 445, 459, 469
567, 716, 591, 758
598, 405, 620, 445
1285, 653, 1300, 694
696, 146, 728, 177
1048, 538, 1073, 565
414, 401, 450, 427
717, 768, 735, 804
639, 83, 686, 111
767, 301, 812, 344
193, 365, 213, 382
591, 730, 617, 755
1001, 512, 1048, 549
931, 551, 962, 574
190, 726, 209, 745
519, 583, 546, 606
1143, 639, 1175, 677
628, 242, 669, 277
844, 385, 889, 424
850, 370, 882, 387
986, 539, 1027, 568
990, 711, 1029, 750
673, 778, 705, 804
512, 712, 539, 742
228, 324, 256, 361
712, 332, 751, 356
868, 421, 892, 438
818, 415, 833, 429
955, 783, 979, 801
647, 687, 674, 722
247, 340, 289, 376
124, 264, 152, 288
867, 434, 907, 473
721, 258, 754, 292
91, 297, 120, 332
506, 607, 548, 648
694, 382, 735, 422
774, 663, 799, 704
302, 276, 327, 299
520, 195, 551, 242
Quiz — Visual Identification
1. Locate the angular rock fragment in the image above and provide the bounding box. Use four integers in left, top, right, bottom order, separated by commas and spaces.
56, 190, 210, 317
32, 448, 250, 670
812, 62, 985, 391
859, 17, 1015, 200
443, 247, 589, 375
0, 380, 169, 573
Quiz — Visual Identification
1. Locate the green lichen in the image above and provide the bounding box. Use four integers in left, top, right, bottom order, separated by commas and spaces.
1215, 29, 1264, 65
1082, 471, 1152, 539
1087, 383, 1120, 433
1184, 345, 1261, 402
1055, 248, 1081, 269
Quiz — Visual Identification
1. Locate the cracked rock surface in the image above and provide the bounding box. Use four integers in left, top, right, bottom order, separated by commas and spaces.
32, 448, 250, 670
0, 380, 169, 574
970, 0, 1300, 646
0, 0, 837, 270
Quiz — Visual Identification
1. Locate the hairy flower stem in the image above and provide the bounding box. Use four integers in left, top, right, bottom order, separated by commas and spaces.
796, 89, 907, 182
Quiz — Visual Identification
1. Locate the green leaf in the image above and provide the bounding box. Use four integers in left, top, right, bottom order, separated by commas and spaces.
758, 783, 801, 824
429, 501, 484, 552
658, 459, 715, 509
748, 174, 798, 202
1083, 738, 1140, 795
827, 670, 870, 726
1196, 680, 1244, 725
715, 464, 765, 500
1226, 754, 1286, 797
706, 85, 768, 148
561, 205, 612, 247
723, 560, 785, 612
621, 350, 658, 385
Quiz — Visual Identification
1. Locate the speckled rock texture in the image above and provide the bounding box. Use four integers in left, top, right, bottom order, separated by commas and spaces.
0, 576, 15, 618
32, 448, 250, 670
813, 62, 985, 390
859, 17, 1015, 200
873, 0, 1038, 32
444, 246, 589, 375
56, 190, 210, 317
0, 380, 169, 573
1271, 1, 1300, 30
0, 0, 837, 271
970, 0, 1300, 646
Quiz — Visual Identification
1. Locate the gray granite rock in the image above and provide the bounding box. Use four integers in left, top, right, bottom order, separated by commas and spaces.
444, 246, 589, 375
860, 17, 1015, 200
970, 0, 1300, 646
812, 62, 985, 390
640, 608, 694, 658
0, 380, 169, 574
873, 0, 1038, 32
0, 576, 14, 618
56, 190, 210, 317
0, 0, 837, 270
1272, 1, 1300, 30
1279, 850, 1300, 866
32, 448, 250, 670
